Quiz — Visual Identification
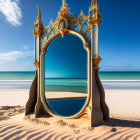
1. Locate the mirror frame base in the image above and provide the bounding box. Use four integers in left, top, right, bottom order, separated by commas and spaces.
34, 102, 50, 118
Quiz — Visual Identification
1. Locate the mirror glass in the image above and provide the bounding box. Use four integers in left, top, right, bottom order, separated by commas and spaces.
45, 33, 88, 117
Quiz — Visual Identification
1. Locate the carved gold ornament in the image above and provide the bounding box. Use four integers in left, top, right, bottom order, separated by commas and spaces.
33, 0, 102, 69
92, 56, 102, 70
33, 8, 43, 37
89, 0, 101, 25
40, 0, 95, 50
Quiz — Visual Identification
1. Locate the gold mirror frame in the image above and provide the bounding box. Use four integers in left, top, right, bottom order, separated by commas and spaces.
40, 29, 91, 119
25, 0, 109, 127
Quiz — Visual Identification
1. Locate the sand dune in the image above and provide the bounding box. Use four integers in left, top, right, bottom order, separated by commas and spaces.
0, 113, 140, 140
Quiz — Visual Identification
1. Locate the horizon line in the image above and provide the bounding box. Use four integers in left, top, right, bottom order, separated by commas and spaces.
0, 71, 140, 73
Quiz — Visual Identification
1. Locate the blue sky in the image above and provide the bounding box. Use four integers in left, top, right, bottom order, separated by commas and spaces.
0, 0, 140, 72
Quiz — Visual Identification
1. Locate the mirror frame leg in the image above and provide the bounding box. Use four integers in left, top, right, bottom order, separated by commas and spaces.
96, 69, 109, 120
90, 68, 103, 127
34, 101, 45, 118
35, 66, 47, 118
25, 70, 37, 116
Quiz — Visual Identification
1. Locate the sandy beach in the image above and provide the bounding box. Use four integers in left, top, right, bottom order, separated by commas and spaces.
0, 89, 140, 139
45, 92, 87, 100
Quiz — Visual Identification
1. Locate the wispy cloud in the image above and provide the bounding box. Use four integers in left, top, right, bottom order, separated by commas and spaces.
0, 0, 22, 26
0, 49, 34, 64
0, 48, 35, 71
0, 51, 23, 63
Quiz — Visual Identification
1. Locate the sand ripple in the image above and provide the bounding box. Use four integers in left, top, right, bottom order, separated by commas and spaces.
0, 113, 140, 140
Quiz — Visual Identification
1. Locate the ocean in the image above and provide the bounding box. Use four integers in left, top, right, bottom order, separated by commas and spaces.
0, 72, 140, 90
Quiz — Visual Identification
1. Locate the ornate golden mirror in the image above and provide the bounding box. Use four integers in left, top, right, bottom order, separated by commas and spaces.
25, 0, 109, 127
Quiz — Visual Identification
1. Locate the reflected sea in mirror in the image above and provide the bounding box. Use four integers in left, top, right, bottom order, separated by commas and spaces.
45, 78, 87, 93
45, 78, 87, 117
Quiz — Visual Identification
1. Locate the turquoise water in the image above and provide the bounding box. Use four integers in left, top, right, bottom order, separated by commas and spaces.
0, 72, 140, 90
0, 72, 35, 80
0, 71, 140, 80
45, 78, 87, 93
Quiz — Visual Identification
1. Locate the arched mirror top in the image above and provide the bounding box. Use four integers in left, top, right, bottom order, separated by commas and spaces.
36, 0, 101, 50
41, 30, 90, 55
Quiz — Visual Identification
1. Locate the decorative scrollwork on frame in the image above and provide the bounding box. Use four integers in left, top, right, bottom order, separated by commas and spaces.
69, 11, 91, 43
40, 20, 59, 47
40, 0, 91, 48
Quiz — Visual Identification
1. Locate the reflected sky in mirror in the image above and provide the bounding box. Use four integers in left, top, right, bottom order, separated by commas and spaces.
45, 33, 87, 79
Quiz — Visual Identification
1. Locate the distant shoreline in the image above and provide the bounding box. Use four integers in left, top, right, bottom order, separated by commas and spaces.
1, 79, 140, 81
0, 80, 140, 90
0, 71, 140, 72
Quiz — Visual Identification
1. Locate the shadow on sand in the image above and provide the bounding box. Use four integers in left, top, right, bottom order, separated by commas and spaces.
103, 118, 140, 128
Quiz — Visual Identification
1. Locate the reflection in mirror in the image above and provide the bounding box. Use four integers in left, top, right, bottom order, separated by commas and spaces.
45, 33, 88, 117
